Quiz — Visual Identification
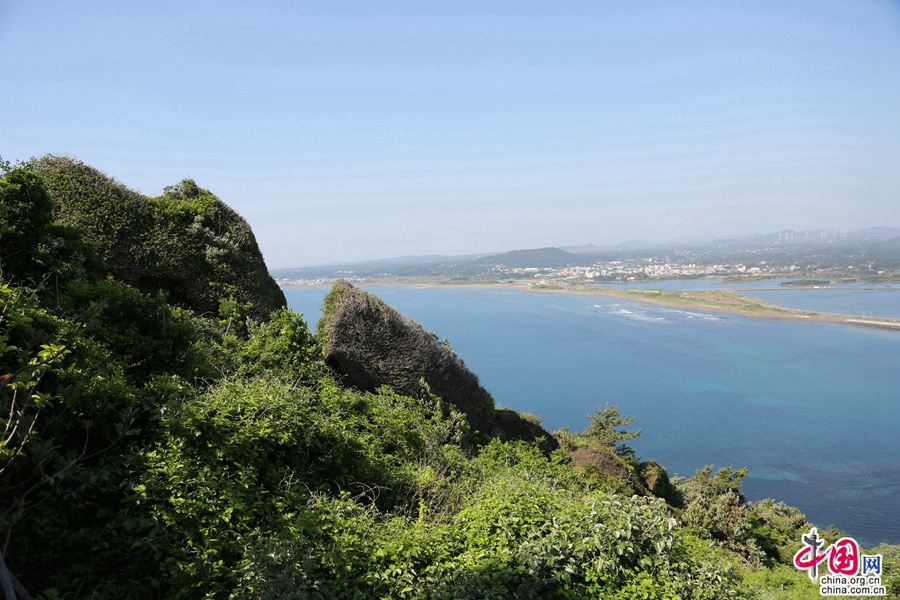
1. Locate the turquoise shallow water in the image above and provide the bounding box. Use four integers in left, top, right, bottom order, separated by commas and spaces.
284, 285, 900, 547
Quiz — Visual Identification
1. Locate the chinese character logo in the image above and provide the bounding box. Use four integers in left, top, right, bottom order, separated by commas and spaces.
862, 555, 883, 577
793, 528, 887, 595
828, 538, 860, 575
792, 527, 860, 580
792, 527, 887, 579
793, 527, 827, 581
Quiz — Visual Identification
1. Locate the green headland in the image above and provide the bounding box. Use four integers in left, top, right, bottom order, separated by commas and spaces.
2, 157, 897, 598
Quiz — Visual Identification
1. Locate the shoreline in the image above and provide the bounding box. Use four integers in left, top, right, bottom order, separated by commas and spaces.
281, 280, 900, 329
536, 285, 900, 328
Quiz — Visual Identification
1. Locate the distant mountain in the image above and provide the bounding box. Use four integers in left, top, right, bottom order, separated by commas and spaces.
853, 227, 900, 239
272, 226, 900, 276
559, 243, 601, 253
713, 227, 900, 245
344, 253, 486, 267
612, 239, 653, 249
271, 252, 489, 279
474, 247, 579, 268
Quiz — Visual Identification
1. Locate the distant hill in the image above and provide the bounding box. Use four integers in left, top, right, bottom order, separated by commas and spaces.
475, 247, 579, 268
708, 227, 900, 246
270, 252, 489, 280
271, 226, 900, 280
610, 239, 653, 249
558, 243, 602, 253
853, 227, 900, 239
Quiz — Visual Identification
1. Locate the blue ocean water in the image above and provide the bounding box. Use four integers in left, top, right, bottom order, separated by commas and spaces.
284, 285, 900, 547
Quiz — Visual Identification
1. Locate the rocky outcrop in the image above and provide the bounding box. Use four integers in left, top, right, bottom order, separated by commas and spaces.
490, 409, 558, 453
317, 281, 558, 449
31, 155, 285, 320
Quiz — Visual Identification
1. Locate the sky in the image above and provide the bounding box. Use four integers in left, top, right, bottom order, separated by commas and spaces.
2, 0, 899, 268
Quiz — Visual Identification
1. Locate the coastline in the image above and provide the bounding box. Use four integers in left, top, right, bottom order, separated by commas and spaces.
535, 285, 900, 328
281, 279, 900, 329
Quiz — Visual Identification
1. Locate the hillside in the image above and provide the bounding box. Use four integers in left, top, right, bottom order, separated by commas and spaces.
0, 158, 897, 598
474, 246, 579, 268
30, 155, 285, 320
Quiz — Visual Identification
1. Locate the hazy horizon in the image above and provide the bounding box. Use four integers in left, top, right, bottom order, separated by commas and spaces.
269, 224, 900, 270
2, 0, 899, 269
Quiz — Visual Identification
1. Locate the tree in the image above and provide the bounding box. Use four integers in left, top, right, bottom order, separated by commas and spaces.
583, 403, 641, 457
675, 465, 765, 566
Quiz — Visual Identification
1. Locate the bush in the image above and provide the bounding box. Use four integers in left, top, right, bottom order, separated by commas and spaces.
0, 165, 103, 288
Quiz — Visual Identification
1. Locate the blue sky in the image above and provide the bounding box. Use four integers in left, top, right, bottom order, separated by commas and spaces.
2, 0, 899, 267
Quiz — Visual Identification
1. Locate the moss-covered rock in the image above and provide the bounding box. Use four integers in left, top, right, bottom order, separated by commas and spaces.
317, 281, 557, 450
569, 444, 648, 494
638, 459, 679, 505
490, 408, 558, 452
317, 280, 495, 432
30, 155, 285, 320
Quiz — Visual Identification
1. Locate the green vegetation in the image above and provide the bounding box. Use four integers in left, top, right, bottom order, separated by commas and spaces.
31, 155, 285, 320
1, 157, 897, 598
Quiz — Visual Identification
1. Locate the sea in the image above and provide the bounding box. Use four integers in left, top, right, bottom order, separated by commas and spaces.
283, 281, 900, 548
